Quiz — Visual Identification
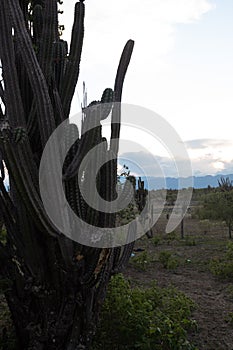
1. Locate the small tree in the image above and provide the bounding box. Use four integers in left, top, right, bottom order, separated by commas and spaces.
198, 190, 233, 239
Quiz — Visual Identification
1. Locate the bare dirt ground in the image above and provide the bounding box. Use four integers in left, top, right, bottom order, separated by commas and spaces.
1, 215, 233, 349
125, 216, 233, 350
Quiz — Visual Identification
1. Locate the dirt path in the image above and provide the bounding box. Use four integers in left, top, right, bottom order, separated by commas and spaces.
125, 264, 233, 350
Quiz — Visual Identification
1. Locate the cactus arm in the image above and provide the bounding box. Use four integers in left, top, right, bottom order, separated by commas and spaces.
112, 247, 121, 270
0, 161, 4, 181
0, 180, 24, 253
94, 251, 113, 316
0, 180, 17, 244
110, 40, 134, 153
113, 39, 135, 103
0, 240, 8, 262
38, 0, 59, 81
81, 249, 101, 285
52, 40, 68, 93
0, 107, 3, 120
0, 1, 25, 128
0, 81, 5, 105
63, 88, 113, 181
61, 1, 85, 119
6, 0, 56, 147
1, 135, 58, 237
26, 100, 38, 139
112, 242, 134, 274
112, 221, 136, 273
52, 86, 65, 125
0, 150, 5, 181
33, 4, 44, 45
0, 175, 16, 217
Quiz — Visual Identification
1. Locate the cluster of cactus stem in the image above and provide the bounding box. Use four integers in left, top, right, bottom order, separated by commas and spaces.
136, 177, 153, 238
0, 1, 135, 349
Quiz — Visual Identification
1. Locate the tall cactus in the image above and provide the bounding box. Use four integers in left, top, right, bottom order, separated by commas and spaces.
0, 1, 134, 349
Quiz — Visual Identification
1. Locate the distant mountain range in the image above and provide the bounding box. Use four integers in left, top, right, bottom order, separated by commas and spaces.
135, 174, 233, 190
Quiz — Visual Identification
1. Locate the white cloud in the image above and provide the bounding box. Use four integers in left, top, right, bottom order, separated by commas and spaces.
187, 139, 233, 176
62, 2, 233, 145
60, 0, 216, 106
120, 137, 233, 177
59, 1, 233, 174
186, 139, 233, 163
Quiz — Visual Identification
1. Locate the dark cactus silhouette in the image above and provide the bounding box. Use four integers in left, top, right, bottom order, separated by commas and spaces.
136, 177, 153, 238
0, 1, 134, 349
218, 176, 233, 192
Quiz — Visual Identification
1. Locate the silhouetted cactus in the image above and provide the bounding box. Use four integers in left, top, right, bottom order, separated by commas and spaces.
0, 1, 134, 349
136, 177, 153, 238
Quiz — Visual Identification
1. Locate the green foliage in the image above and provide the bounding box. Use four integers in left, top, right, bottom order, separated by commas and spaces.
199, 219, 211, 233
183, 237, 196, 246
226, 241, 233, 259
92, 274, 197, 350
226, 284, 233, 300
197, 190, 233, 237
159, 251, 179, 270
164, 231, 178, 242
118, 203, 139, 225
0, 296, 17, 350
151, 236, 160, 246
130, 251, 151, 271
225, 312, 233, 327
159, 251, 172, 267
166, 189, 178, 206
209, 241, 233, 278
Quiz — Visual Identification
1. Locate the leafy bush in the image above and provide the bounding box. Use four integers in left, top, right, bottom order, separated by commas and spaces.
164, 231, 178, 242
183, 237, 196, 246
225, 312, 233, 327
0, 295, 17, 350
130, 251, 151, 271
209, 242, 233, 279
226, 241, 233, 259
159, 251, 179, 270
117, 203, 139, 225
151, 236, 160, 246
93, 274, 197, 350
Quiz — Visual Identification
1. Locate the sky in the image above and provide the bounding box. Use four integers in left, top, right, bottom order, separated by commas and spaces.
60, 0, 233, 177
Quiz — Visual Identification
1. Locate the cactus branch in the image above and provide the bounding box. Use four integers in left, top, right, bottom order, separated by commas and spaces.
110, 39, 134, 154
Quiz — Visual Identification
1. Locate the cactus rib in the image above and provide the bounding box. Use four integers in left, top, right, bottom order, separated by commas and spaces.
0, 1, 25, 128
7, 0, 56, 147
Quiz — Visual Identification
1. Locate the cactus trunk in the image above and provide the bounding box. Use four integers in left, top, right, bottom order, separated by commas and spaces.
0, 1, 134, 349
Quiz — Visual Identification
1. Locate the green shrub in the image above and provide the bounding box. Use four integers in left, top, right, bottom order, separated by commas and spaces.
226, 284, 233, 300
209, 242, 233, 279
164, 231, 178, 242
130, 251, 151, 271
151, 236, 160, 246
225, 312, 233, 327
0, 295, 17, 350
93, 274, 197, 350
117, 204, 139, 225
166, 257, 179, 270
183, 237, 196, 246
226, 241, 233, 260
159, 251, 179, 270
209, 259, 233, 279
